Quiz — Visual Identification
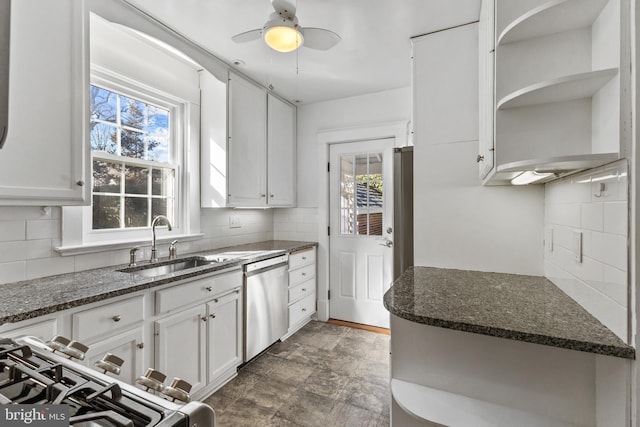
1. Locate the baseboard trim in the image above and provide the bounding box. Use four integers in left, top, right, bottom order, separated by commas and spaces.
328, 318, 391, 335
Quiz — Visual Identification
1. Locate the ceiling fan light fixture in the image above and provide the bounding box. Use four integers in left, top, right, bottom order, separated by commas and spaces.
264, 24, 303, 52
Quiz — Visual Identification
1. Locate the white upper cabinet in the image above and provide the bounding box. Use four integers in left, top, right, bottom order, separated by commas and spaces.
226, 72, 296, 208
482, 0, 630, 184
478, 0, 495, 179
0, 0, 89, 205
227, 72, 268, 207
267, 94, 296, 207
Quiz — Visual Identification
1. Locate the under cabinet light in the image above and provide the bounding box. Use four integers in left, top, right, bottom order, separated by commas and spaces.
511, 171, 554, 185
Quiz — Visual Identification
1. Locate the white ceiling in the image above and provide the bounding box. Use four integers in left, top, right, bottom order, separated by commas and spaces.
125, 0, 481, 105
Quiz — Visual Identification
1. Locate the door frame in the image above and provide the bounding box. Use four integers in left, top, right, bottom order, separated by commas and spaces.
316, 121, 410, 322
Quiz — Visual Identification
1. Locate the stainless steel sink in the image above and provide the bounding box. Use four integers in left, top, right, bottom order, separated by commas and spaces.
118, 257, 217, 277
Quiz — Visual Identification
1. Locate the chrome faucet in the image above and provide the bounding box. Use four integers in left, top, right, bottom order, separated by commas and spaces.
150, 215, 172, 263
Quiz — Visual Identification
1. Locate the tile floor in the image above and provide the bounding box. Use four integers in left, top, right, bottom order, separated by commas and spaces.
203, 320, 391, 426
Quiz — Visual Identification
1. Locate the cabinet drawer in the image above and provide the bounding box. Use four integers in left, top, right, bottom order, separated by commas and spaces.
289, 293, 315, 327
289, 263, 315, 287
72, 295, 144, 342
288, 247, 316, 270
289, 279, 314, 304
156, 270, 242, 314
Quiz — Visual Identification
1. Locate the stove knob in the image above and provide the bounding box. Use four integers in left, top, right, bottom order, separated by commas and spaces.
46, 335, 71, 353
94, 353, 125, 376
60, 340, 89, 360
136, 368, 166, 392
162, 378, 192, 403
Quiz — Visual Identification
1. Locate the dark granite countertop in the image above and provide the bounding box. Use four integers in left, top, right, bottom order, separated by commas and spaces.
383, 266, 634, 359
0, 240, 316, 326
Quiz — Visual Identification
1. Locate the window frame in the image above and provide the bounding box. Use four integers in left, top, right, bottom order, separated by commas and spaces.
60, 65, 201, 252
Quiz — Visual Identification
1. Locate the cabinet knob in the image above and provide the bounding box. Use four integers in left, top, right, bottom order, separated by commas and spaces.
260, 193, 266, 197
210, 314, 216, 319
270, 193, 275, 198
302, 308, 307, 312
476, 155, 485, 163
137, 342, 144, 349
112, 315, 121, 322
76, 180, 85, 186
206, 286, 213, 292
302, 256, 307, 260
201, 316, 208, 322
302, 288, 307, 292
301, 272, 306, 276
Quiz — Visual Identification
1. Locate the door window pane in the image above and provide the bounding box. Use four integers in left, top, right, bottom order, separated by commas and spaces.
340, 152, 384, 236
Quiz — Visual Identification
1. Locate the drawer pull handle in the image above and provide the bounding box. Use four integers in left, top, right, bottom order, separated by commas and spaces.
137, 342, 144, 349
210, 314, 216, 319
112, 315, 122, 322
206, 286, 213, 292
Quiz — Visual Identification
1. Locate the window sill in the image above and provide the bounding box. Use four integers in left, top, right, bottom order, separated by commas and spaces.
55, 233, 204, 256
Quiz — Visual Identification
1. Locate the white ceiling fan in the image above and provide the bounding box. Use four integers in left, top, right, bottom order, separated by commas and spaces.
231, 0, 341, 53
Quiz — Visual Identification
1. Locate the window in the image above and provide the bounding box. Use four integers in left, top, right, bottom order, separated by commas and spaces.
90, 85, 175, 230
339, 153, 384, 236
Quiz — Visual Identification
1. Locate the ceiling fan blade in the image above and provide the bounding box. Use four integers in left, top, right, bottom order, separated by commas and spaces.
231, 29, 262, 43
300, 27, 341, 50
271, 0, 296, 20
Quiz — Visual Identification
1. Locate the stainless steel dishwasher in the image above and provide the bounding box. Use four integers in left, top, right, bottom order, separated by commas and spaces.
244, 254, 289, 362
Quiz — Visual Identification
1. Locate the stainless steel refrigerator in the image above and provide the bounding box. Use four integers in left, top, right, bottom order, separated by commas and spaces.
393, 146, 413, 280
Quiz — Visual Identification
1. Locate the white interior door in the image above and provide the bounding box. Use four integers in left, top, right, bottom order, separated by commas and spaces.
329, 138, 394, 328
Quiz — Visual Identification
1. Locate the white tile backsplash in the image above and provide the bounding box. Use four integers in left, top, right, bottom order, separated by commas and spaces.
273, 208, 319, 242
0, 207, 277, 286
544, 160, 628, 341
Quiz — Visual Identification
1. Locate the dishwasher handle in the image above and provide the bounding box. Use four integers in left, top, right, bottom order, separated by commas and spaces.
245, 261, 288, 278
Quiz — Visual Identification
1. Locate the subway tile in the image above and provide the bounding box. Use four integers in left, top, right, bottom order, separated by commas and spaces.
0, 220, 26, 242
0, 206, 52, 221
74, 252, 115, 271
603, 202, 627, 236
26, 256, 75, 280
0, 240, 52, 263
0, 261, 27, 285
591, 232, 627, 272
580, 203, 603, 232
26, 220, 61, 240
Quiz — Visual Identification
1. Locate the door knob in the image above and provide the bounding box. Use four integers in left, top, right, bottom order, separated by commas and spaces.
378, 239, 393, 248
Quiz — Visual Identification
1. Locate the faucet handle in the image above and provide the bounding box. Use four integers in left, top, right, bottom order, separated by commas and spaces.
129, 247, 140, 267
169, 240, 178, 260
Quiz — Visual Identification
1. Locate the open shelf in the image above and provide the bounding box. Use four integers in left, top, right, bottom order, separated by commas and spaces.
497, 68, 617, 110
391, 379, 581, 427
497, 0, 609, 45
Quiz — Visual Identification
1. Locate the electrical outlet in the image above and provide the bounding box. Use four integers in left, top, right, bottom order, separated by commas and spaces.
545, 228, 553, 252
573, 231, 582, 263
229, 215, 241, 229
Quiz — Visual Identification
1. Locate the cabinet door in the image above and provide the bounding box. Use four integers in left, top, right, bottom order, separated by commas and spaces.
207, 288, 242, 384
267, 94, 296, 207
478, 0, 495, 179
155, 305, 206, 395
85, 327, 145, 386
227, 73, 267, 207
0, 0, 89, 205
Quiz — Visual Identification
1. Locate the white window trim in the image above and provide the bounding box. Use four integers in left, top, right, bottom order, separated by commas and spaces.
58, 66, 201, 255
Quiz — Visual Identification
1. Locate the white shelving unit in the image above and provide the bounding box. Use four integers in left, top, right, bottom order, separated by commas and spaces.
480, 0, 629, 185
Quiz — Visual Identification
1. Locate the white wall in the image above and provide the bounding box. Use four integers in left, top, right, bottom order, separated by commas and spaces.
412, 23, 544, 276
545, 161, 629, 341
295, 87, 412, 208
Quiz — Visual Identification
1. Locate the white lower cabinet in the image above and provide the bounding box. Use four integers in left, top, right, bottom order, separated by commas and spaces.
154, 305, 207, 395
0, 316, 58, 341
85, 327, 145, 385
207, 288, 242, 384
284, 247, 317, 338
153, 269, 244, 399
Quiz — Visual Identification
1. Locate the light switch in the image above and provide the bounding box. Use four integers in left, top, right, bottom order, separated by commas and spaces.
229, 215, 242, 229
573, 231, 582, 263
